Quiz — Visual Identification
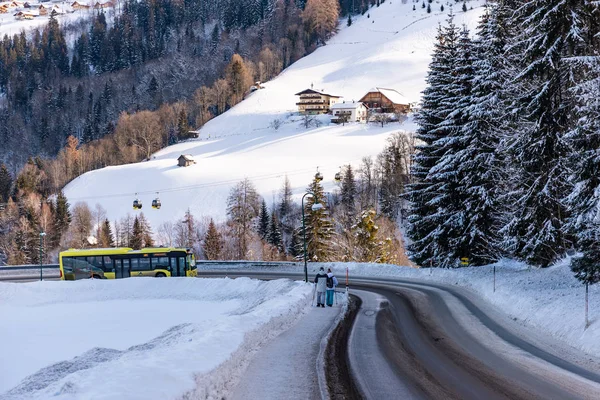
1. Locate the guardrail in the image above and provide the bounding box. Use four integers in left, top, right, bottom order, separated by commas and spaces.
0, 264, 59, 271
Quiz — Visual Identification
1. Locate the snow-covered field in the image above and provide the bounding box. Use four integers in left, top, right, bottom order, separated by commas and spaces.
64, 1, 485, 227
0, 278, 312, 400
203, 259, 600, 360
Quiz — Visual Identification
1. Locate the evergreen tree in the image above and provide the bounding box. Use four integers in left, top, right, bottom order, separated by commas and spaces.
304, 176, 334, 261
407, 15, 461, 267
203, 218, 223, 260
177, 109, 190, 139
267, 210, 284, 252
288, 227, 303, 259
0, 163, 12, 203
347, 14, 352, 27
99, 218, 114, 247
340, 165, 356, 212
462, 1, 467, 12
427, 3, 431, 13
258, 199, 270, 239
52, 191, 71, 247
503, 0, 585, 267
130, 216, 143, 250
352, 209, 392, 263
571, 230, 600, 286
278, 175, 293, 218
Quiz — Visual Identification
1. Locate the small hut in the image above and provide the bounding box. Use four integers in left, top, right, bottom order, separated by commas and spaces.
177, 154, 195, 167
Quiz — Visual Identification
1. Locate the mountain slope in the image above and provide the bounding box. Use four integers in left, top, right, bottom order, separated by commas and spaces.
64, 1, 485, 228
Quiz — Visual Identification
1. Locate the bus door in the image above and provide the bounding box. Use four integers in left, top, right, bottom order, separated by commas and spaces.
115, 259, 131, 279
170, 256, 181, 277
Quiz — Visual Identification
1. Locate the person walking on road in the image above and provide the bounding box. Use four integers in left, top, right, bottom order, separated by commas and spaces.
325, 268, 338, 307
314, 267, 328, 308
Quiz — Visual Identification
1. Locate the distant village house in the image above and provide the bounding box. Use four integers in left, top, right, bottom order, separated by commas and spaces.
177, 154, 196, 167
331, 101, 367, 124
94, 0, 113, 9
295, 87, 340, 115
359, 87, 410, 114
14, 10, 35, 19
71, 1, 90, 9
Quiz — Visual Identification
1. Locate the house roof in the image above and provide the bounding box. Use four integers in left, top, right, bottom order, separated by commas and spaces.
331, 101, 365, 110
363, 87, 409, 105
294, 88, 340, 98
178, 154, 194, 161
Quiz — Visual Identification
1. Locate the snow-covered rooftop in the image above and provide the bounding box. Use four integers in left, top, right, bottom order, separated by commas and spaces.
365, 87, 409, 105
331, 101, 365, 110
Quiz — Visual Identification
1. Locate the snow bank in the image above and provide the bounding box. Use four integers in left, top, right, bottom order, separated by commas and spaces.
0, 278, 312, 400
200, 259, 600, 359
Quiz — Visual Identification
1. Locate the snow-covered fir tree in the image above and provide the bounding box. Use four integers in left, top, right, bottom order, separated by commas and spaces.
267, 210, 284, 252
564, 2, 600, 280
303, 176, 335, 261
502, 0, 587, 267
407, 14, 462, 267
258, 200, 270, 239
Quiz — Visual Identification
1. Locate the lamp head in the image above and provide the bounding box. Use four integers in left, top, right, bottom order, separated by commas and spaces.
311, 203, 324, 211
39, 232, 46, 237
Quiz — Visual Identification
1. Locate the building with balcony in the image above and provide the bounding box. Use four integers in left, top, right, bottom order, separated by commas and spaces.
294, 88, 341, 115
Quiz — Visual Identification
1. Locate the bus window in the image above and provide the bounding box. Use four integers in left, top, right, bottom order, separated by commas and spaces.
131, 258, 150, 271
179, 257, 187, 272
103, 256, 115, 272
87, 256, 103, 270
151, 257, 169, 270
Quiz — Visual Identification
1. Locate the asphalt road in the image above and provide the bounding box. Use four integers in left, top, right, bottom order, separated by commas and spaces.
197, 271, 600, 400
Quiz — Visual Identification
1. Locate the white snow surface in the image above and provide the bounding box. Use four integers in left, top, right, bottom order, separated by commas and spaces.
63, 1, 485, 227
0, 277, 312, 400
202, 258, 600, 360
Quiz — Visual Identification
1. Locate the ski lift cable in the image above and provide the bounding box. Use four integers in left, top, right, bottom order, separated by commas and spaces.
57, 159, 363, 203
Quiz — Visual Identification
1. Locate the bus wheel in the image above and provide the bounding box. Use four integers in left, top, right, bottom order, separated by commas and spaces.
92, 275, 102, 279
156, 272, 166, 278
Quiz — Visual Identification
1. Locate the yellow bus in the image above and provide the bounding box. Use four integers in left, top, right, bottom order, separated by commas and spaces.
59, 247, 197, 280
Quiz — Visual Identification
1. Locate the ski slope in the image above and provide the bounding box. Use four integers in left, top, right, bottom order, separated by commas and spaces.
0, 277, 312, 399
64, 1, 485, 228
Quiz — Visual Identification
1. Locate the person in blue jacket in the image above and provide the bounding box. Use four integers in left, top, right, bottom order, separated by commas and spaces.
325, 268, 338, 307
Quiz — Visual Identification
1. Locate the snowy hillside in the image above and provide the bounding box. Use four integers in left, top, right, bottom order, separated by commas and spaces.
0, 278, 311, 399
64, 1, 485, 228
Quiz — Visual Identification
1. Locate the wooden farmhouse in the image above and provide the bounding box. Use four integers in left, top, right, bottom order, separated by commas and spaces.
0, 4, 9, 13
331, 101, 368, 124
14, 10, 35, 19
359, 87, 410, 114
71, 1, 90, 9
94, 0, 113, 9
295, 88, 341, 115
177, 154, 196, 167
38, 3, 48, 15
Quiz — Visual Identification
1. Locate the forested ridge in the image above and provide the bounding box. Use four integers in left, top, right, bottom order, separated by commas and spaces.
408, 0, 600, 283
0, 0, 392, 265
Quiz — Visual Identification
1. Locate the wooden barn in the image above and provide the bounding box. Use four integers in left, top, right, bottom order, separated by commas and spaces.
359, 87, 410, 114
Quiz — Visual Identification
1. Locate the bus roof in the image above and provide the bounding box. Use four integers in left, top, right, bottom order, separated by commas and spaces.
59, 247, 189, 257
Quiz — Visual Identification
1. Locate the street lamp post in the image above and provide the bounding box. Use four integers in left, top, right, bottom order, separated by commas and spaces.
39, 231, 46, 281
301, 191, 324, 283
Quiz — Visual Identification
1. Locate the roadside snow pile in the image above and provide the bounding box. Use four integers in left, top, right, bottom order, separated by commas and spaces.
0, 278, 311, 400
199, 259, 600, 359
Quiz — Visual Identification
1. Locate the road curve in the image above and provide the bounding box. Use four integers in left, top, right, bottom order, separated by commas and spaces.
198, 270, 600, 400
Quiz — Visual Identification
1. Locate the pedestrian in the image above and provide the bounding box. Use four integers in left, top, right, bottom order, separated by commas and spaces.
326, 268, 338, 307
314, 267, 328, 308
